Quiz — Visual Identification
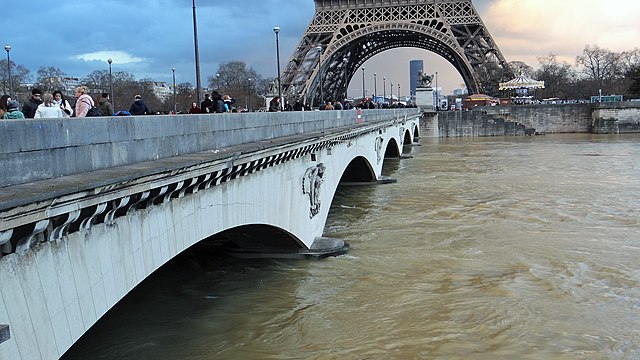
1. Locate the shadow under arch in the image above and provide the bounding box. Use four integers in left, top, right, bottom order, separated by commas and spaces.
206, 224, 305, 252
384, 138, 401, 159
339, 155, 376, 183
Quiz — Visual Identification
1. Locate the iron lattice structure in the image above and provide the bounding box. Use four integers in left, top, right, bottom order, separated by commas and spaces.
281, 0, 510, 105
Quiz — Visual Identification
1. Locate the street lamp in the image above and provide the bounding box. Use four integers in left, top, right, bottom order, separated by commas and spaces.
273, 26, 282, 110
383, 77, 386, 105
373, 73, 377, 102
316, 45, 323, 106
192, 0, 202, 106
398, 83, 400, 101
361, 67, 365, 100
4, 45, 12, 98
246, 77, 252, 110
107, 58, 114, 110
435, 71, 439, 110
172, 68, 177, 113
390, 81, 393, 105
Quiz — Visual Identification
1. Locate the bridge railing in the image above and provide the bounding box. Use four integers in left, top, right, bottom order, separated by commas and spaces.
0, 109, 420, 189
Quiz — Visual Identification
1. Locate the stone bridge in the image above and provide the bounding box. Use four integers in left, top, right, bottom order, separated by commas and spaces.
0, 109, 421, 360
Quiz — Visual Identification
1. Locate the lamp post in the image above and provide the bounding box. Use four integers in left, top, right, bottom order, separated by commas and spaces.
192, 0, 202, 106
398, 83, 400, 101
4, 45, 12, 98
107, 58, 114, 110
383, 77, 386, 105
273, 26, 282, 110
435, 71, 439, 110
390, 81, 393, 105
246, 77, 252, 110
361, 67, 366, 100
374, 73, 378, 103
316, 45, 323, 106
172, 68, 177, 113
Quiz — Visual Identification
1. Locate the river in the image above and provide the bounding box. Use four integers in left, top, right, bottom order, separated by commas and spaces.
62, 134, 640, 360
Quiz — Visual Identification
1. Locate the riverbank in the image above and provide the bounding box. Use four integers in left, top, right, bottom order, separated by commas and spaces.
425, 102, 640, 137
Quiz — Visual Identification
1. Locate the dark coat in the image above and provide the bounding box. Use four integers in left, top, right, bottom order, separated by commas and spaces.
129, 100, 150, 115
22, 97, 42, 118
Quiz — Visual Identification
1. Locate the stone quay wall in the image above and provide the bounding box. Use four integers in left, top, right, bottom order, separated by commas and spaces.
431, 103, 640, 137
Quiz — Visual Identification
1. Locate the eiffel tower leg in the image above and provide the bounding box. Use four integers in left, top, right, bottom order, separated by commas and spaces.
281, 0, 511, 104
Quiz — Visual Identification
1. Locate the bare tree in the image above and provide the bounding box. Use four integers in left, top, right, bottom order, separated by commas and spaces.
0, 59, 32, 99
508, 61, 534, 77
627, 65, 640, 98
35, 66, 66, 93
475, 60, 512, 96
534, 54, 576, 99
208, 61, 265, 110
576, 45, 625, 95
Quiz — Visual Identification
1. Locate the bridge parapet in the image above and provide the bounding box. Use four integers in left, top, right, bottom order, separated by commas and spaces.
0, 109, 418, 188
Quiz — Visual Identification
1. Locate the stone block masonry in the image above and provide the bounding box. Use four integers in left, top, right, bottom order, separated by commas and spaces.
430, 103, 640, 136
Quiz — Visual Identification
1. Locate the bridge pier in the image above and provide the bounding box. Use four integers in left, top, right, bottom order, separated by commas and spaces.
0, 324, 9, 344
421, 112, 439, 137
225, 237, 350, 259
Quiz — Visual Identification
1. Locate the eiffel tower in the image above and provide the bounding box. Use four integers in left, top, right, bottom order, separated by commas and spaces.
281, 0, 509, 105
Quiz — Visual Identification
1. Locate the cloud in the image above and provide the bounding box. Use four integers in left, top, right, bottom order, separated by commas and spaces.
75, 51, 145, 65
483, 0, 640, 66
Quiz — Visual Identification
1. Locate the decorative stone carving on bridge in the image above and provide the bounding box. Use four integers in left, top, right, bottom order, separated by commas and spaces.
375, 137, 384, 164
302, 163, 327, 219
417, 70, 433, 88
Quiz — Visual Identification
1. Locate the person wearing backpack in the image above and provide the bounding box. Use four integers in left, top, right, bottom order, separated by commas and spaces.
73, 86, 94, 118
211, 91, 225, 113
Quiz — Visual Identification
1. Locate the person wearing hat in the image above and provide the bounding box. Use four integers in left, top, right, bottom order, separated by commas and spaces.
3, 100, 25, 119
129, 95, 150, 115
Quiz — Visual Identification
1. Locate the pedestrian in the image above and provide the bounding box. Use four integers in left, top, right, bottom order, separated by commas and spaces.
97, 93, 114, 116
283, 99, 293, 111
343, 99, 353, 110
324, 101, 334, 110
269, 96, 280, 112
0, 95, 10, 110
129, 95, 150, 115
201, 94, 213, 113
334, 100, 343, 110
34, 93, 64, 119
189, 102, 201, 114
223, 95, 235, 112
53, 91, 73, 117
22, 88, 43, 118
73, 86, 94, 118
293, 99, 304, 111
211, 91, 225, 113
3, 100, 25, 119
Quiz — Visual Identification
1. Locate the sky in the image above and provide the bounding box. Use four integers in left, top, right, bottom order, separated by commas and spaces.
3, 0, 639, 95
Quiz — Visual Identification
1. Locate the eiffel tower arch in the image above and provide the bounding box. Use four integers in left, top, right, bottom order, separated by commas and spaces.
281, 0, 510, 105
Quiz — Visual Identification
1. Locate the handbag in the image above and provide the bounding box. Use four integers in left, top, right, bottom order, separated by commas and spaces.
81, 99, 103, 117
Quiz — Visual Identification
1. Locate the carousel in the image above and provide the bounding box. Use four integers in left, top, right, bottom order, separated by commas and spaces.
499, 75, 545, 104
